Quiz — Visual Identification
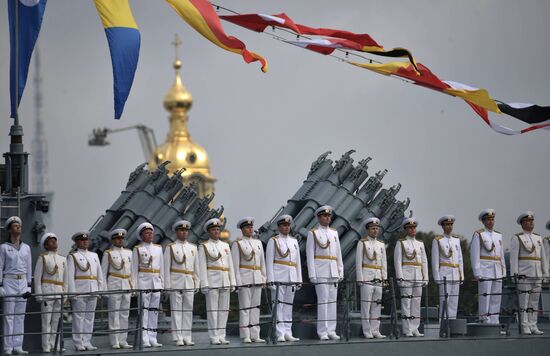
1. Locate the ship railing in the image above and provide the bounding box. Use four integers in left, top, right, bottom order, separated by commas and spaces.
0, 278, 548, 353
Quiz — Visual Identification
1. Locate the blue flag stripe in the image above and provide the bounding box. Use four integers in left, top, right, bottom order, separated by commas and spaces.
105, 27, 141, 119
8, 0, 48, 119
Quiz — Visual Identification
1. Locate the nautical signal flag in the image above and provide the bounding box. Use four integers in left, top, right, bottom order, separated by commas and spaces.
220, 12, 418, 72
166, 0, 268, 73
351, 61, 550, 135
8, 0, 48, 119
94, 0, 140, 120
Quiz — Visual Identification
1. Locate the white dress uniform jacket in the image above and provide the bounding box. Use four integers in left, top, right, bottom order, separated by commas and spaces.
431, 235, 463, 320
132, 242, 164, 345
67, 249, 104, 350
34, 251, 67, 351
231, 236, 266, 340
0, 242, 32, 353
164, 240, 199, 343
266, 234, 302, 339
101, 247, 133, 347
306, 225, 343, 338
510, 231, 549, 333
198, 239, 235, 342
470, 229, 506, 324
394, 237, 428, 335
356, 237, 387, 337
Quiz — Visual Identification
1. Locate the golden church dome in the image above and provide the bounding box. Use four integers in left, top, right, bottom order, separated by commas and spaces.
148, 35, 216, 198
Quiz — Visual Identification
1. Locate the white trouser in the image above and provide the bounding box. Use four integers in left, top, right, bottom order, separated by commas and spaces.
518, 278, 542, 331
41, 298, 62, 350
71, 296, 97, 348
238, 285, 262, 339
314, 278, 338, 337
108, 292, 131, 346
478, 279, 502, 324
205, 288, 230, 341
170, 290, 194, 342
2, 278, 28, 351
272, 284, 296, 338
141, 291, 160, 344
360, 282, 383, 337
438, 281, 460, 320
400, 281, 423, 334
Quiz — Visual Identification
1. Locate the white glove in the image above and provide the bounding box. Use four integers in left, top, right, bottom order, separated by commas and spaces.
296, 283, 303, 291
269, 283, 277, 291
310, 277, 318, 285
26, 286, 32, 294
194, 288, 200, 294
230, 286, 236, 293
422, 280, 428, 287
201, 287, 210, 295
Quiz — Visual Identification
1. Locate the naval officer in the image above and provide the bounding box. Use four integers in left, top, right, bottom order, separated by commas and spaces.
34, 232, 67, 353
231, 217, 267, 343
198, 218, 236, 345
132, 222, 164, 347
266, 215, 302, 342
510, 212, 548, 335
394, 217, 428, 337
164, 220, 199, 346
431, 215, 464, 321
101, 229, 133, 349
0, 216, 32, 355
470, 209, 506, 324
306, 206, 343, 341
356, 217, 387, 339
67, 231, 104, 351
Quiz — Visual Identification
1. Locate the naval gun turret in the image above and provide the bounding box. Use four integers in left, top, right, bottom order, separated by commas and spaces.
257, 151, 411, 280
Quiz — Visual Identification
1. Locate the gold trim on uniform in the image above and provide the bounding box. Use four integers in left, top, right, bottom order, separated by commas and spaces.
170, 267, 194, 274
139, 268, 160, 273
207, 266, 229, 272
41, 279, 64, 286
274, 260, 296, 267
239, 265, 262, 270
314, 255, 337, 260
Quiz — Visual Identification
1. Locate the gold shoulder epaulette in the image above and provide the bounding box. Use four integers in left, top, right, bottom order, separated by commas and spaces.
105, 249, 112, 253
153, 243, 161, 247
39, 252, 47, 256
435, 235, 442, 241
168, 242, 175, 246
133, 244, 141, 249
360, 237, 368, 242
199, 240, 208, 245
123, 247, 131, 252
271, 235, 278, 240
476, 229, 484, 234
235, 238, 242, 242
329, 227, 337, 231
399, 238, 405, 242
310, 227, 317, 232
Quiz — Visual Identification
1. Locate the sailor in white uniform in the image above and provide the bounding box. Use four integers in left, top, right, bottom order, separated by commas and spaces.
67, 231, 104, 351
0, 216, 32, 355
131, 222, 164, 347
394, 217, 428, 337
231, 217, 267, 343
266, 215, 302, 342
198, 218, 236, 345
470, 209, 506, 324
34, 232, 67, 353
356, 217, 387, 339
510, 212, 548, 335
101, 229, 133, 349
164, 220, 199, 346
306, 206, 343, 340
432, 215, 464, 321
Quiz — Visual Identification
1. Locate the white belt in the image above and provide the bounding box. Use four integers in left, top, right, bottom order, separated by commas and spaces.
3, 274, 27, 280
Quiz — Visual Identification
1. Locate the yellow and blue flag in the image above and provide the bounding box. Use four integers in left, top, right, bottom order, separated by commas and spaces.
9, 0, 48, 119
94, 0, 140, 120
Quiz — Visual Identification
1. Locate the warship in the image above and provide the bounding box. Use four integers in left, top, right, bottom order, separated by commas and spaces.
1, 38, 549, 356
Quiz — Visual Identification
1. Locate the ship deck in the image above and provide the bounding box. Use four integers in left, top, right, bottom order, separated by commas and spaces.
34, 323, 550, 356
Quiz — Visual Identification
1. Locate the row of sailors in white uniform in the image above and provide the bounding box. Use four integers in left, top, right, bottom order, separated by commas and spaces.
2, 208, 550, 353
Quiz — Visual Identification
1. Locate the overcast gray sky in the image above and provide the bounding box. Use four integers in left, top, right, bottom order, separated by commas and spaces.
1, 0, 549, 254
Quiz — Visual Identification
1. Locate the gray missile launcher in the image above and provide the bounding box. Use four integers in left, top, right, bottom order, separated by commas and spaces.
257, 150, 411, 281
88, 160, 225, 253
